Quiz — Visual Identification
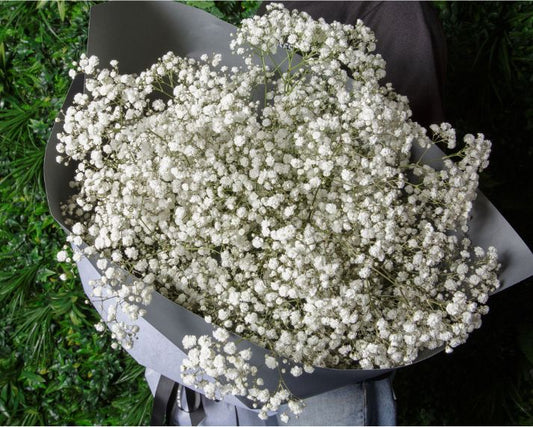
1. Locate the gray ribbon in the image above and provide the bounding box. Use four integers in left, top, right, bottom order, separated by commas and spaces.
151, 375, 176, 426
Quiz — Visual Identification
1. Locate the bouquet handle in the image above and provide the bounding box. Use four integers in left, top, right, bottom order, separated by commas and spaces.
151, 375, 206, 426
146, 369, 396, 426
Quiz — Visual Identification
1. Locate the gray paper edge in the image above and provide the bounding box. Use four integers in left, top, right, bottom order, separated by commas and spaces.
43, 74, 84, 232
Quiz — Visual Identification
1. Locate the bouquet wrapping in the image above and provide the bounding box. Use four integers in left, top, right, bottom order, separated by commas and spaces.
44, 1, 533, 423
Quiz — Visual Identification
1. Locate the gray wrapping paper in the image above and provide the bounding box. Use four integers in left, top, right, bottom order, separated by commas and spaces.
44, 0, 533, 415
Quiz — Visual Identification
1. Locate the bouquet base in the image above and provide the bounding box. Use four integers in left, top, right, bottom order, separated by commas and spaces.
145, 368, 396, 426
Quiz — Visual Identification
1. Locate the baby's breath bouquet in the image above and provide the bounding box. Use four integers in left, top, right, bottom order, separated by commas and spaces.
45, 2, 532, 423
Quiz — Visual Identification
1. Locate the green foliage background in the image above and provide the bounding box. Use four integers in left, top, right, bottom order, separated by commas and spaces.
0, 1, 531, 425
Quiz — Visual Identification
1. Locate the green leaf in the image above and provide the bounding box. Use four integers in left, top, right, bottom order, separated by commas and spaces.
0, 104, 38, 150
69, 309, 82, 326
57, 0, 66, 22
0, 137, 46, 195
0, 41, 5, 69
13, 303, 53, 364
0, 263, 40, 314
19, 370, 46, 390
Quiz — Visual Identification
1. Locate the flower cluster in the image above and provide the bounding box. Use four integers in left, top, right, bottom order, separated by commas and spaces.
57, 3, 500, 420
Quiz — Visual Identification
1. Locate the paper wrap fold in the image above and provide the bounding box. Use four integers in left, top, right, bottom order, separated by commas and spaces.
44, 1, 533, 411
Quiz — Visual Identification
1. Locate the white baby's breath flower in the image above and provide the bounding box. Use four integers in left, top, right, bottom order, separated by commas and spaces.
56, 250, 68, 262
213, 328, 230, 342
290, 365, 303, 377
265, 355, 278, 369
58, 4, 500, 421
183, 335, 197, 350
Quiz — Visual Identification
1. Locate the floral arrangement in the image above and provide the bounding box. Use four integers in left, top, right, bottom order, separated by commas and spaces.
55, 4, 500, 421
